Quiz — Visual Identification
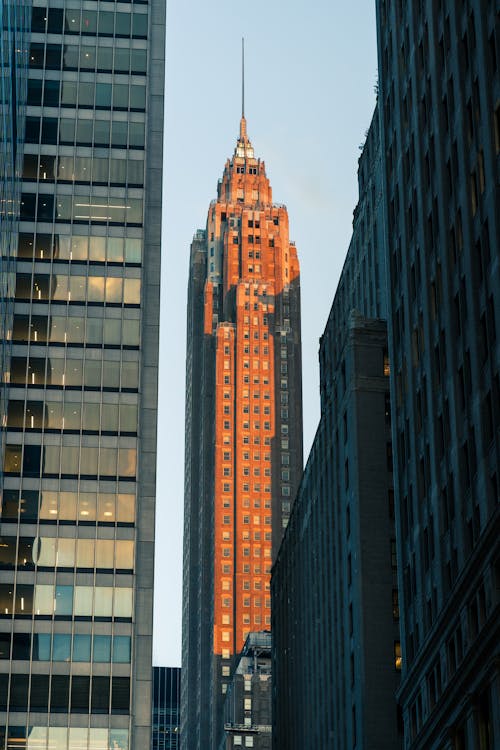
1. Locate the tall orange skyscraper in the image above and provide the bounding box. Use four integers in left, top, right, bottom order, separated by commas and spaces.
181, 108, 303, 748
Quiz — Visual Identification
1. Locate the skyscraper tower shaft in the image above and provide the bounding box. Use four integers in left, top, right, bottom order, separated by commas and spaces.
182, 116, 303, 749
0, 1, 165, 747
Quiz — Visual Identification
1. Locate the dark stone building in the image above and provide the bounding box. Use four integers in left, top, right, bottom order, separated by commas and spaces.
152, 667, 181, 750
272, 108, 401, 749
219, 632, 272, 750
375, 1, 500, 747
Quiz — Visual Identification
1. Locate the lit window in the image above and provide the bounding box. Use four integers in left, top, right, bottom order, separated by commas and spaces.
394, 642, 402, 670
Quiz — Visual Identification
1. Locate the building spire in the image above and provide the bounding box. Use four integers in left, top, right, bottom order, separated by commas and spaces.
240, 37, 247, 140
242, 37, 245, 119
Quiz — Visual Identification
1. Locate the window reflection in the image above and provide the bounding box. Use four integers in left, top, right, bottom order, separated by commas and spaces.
68, 728, 88, 750
14, 273, 140, 304
27, 726, 47, 749
55, 585, 73, 615
18, 233, 142, 263
0, 536, 133, 571
52, 634, 71, 661
2, 490, 135, 525
94, 587, 113, 617
73, 634, 91, 662
18, 314, 142, 347
0, 725, 138, 750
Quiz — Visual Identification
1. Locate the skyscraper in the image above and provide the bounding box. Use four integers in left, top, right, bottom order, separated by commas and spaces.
182, 114, 303, 749
152, 667, 180, 750
272, 106, 401, 749
375, 1, 499, 747
0, 0, 165, 747
1, 0, 30, 456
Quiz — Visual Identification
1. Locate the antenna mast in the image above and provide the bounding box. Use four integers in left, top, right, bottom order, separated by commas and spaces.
242, 37, 245, 118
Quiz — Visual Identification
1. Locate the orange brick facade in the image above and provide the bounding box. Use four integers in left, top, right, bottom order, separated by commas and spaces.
204, 118, 300, 660
182, 116, 303, 748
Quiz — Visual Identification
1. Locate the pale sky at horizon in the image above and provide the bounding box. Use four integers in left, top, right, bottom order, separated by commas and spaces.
154, 0, 378, 667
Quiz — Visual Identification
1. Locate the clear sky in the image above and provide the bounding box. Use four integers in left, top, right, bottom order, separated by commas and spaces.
154, 0, 378, 667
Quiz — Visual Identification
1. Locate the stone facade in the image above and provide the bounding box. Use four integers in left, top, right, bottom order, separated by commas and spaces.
182, 118, 303, 750
375, 1, 500, 747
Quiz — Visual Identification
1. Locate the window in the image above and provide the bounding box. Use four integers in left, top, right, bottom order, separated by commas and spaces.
394, 642, 402, 670
391, 540, 397, 569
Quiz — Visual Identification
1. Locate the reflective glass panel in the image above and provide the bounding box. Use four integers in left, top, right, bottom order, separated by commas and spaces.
74, 586, 93, 616
76, 539, 94, 568
93, 635, 111, 662
27, 727, 47, 750
53, 634, 71, 661
88, 276, 105, 302
89, 729, 108, 750
123, 278, 140, 304
73, 634, 91, 662
82, 402, 100, 431
40, 490, 58, 521
94, 587, 112, 617
61, 446, 79, 474
69, 728, 88, 750
113, 588, 132, 618
89, 236, 106, 261
48, 728, 67, 750
57, 538, 75, 567
0, 584, 14, 614
97, 493, 115, 522
80, 447, 99, 475
109, 730, 129, 750
55, 585, 73, 615
107, 237, 124, 261
121, 361, 139, 389
99, 448, 117, 476
116, 541, 134, 569
119, 405, 137, 432
125, 238, 141, 262
117, 493, 135, 523
34, 633, 51, 660
59, 491, 77, 520
36, 537, 56, 566
118, 448, 136, 477
96, 540, 114, 569
79, 492, 96, 521
112, 636, 131, 663
34, 585, 53, 615
16, 585, 33, 614
101, 404, 119, 432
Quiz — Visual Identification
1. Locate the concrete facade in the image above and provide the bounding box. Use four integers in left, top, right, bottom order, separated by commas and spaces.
375, 1, 500, 747
182, 118, 303, 750
0, 1, 165, 747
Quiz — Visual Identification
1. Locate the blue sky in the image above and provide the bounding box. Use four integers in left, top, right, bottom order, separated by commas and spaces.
154, 0, 378, 666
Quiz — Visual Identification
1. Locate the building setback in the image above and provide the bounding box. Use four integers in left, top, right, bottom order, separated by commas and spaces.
0, 0, 165, 747
219, 631, 272, 750
272, 107, 401, 750
182, 116, 303, 750
152, 667, 180, 750
375, 1, 499, 747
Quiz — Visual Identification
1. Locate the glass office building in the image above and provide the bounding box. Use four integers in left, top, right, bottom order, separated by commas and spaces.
151, 667, 180, 750
0, 0, 165, 748
0, 0, 30, 467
